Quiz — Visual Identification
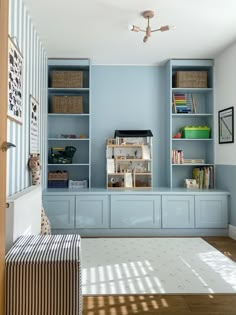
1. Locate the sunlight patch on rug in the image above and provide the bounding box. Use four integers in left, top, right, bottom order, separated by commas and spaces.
81, 238, 236, 295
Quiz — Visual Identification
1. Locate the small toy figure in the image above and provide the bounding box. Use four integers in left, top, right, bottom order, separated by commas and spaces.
173, 132, 182, 138
28, 154, 41, 185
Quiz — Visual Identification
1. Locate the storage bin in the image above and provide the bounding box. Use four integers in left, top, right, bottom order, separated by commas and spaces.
69, 180, 88, 189
48, 180, 68, 188
51, 70, 83, 88
174, 71, 208, 88
181, 126, 210, 139
48, 171, 69, 181
52, 96, 83, 114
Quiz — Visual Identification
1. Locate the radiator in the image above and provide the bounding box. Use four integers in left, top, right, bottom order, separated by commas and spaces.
6, 234, 82, 315
6, 185, 42, 252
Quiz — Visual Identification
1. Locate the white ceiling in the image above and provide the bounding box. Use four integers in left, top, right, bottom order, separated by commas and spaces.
23, 0, 236, 65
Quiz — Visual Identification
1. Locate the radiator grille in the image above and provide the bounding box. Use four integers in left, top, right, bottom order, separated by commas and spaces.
6, 234, 82, 315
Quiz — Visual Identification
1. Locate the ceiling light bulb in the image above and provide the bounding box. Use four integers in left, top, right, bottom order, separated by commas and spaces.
159, 25, 176, 32
143, 36, 148, 43
169, 25, 176, 31
132, 25, 140, 32
128, 24, 134, 30
159, 25, 170, 32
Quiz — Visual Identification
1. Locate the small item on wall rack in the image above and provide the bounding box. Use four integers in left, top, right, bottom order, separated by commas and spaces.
172, 150, 184, 164
107, 139, 117, 145
48, 146, 77, 164
172, 132, 182, 138
172, 93, 196, 114
193, 166, 214, 189
184, 159, 205, 164
181, 126, 210, 139
69, 180, 88, 189
184, 179, 198, 189
48, 170, 69, 188
61, 134, 77, 139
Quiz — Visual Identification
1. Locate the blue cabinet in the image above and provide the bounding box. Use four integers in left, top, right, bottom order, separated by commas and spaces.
43, 195, 75, 229
111, 195, 161, 228
75, 195, 109, 228
195, 195, 228, 228
162, 195, 194, 228
42, 189, 229, 234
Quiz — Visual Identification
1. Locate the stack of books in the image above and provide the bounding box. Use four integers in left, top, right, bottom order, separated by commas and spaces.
172, 149, 184, 164
192, 166, 214, 189
173, 93, 191, 113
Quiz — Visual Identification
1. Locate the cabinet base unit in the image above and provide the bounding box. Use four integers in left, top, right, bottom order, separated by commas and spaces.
76, 195, 109, 228
195, 195, 228, 228
42, 188, 229, 236
162, 195, 195, 228
110, 195, 161, 228
43, 195, 75, 229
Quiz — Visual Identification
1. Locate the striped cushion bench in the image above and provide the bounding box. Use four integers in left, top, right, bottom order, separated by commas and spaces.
6, 234, 82, 315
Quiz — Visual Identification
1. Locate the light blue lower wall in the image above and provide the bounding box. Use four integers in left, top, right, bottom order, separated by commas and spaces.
91, 65, 167, 187
216, 165, 236, 226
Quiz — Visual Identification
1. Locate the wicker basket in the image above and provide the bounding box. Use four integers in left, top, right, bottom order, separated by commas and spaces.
52, 96, 83, 113
51, 71, 83, 88
48, 171, 69, 181
175, 71, 208, 88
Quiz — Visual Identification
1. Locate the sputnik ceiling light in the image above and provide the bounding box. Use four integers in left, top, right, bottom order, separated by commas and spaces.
131, 10, 176, 43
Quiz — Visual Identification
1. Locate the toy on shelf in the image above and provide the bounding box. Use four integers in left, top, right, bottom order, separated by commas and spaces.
172, 132, 182, 138
48, 146, 77, 164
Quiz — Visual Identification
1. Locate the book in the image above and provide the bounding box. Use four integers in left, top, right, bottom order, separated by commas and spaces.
107, 159, 115, 174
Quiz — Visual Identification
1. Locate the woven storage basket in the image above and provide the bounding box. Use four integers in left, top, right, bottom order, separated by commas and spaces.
52, 71, 83, 88
48, 171, 69, 181
52, 95, 83, 113
175, 71, 208, 88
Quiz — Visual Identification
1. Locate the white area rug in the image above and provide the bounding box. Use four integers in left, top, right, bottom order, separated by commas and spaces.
81, 238, 236, 295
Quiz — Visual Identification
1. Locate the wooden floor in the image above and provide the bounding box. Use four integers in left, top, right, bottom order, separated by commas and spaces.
82, 237, 236, 315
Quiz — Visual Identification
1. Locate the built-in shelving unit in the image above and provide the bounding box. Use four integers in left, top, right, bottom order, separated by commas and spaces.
165, 59, 215, 188
46, 58, 91, 188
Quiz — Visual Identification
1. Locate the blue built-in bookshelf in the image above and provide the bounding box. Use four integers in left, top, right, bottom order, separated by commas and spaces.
165, 59, 215, 188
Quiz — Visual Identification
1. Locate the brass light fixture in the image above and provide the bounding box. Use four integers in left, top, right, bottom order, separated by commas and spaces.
131, 10, 176, 43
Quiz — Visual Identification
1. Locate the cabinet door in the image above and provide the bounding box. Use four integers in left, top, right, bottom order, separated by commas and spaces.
162, 195, 194, 228
43, 196, 75, 229
111, 195, 161, 228
75, 195, 109, 228
195, 195, 228, 228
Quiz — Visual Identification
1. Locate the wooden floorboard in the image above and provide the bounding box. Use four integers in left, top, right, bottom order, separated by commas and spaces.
82, 236, 236, 314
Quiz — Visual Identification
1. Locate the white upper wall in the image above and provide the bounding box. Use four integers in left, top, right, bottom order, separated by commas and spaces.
215, 41, 236, 165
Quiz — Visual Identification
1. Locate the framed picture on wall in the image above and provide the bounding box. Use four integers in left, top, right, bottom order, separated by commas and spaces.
218, 106, 234, 144
8, 36, 23, 124
30, 95, 40, 154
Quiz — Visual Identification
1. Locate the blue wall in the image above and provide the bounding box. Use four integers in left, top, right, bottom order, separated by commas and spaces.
7, 0, 47, 196
91, 65, 167, 187
216, 165, 236, 226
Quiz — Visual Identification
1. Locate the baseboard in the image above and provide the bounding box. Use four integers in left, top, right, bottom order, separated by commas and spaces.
229, 224, 236, 240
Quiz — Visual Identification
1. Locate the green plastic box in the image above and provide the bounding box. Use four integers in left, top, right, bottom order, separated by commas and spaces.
181, 126, 210, 139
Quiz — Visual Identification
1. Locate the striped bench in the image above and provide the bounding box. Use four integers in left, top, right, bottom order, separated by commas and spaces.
6, 234, 82, 315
